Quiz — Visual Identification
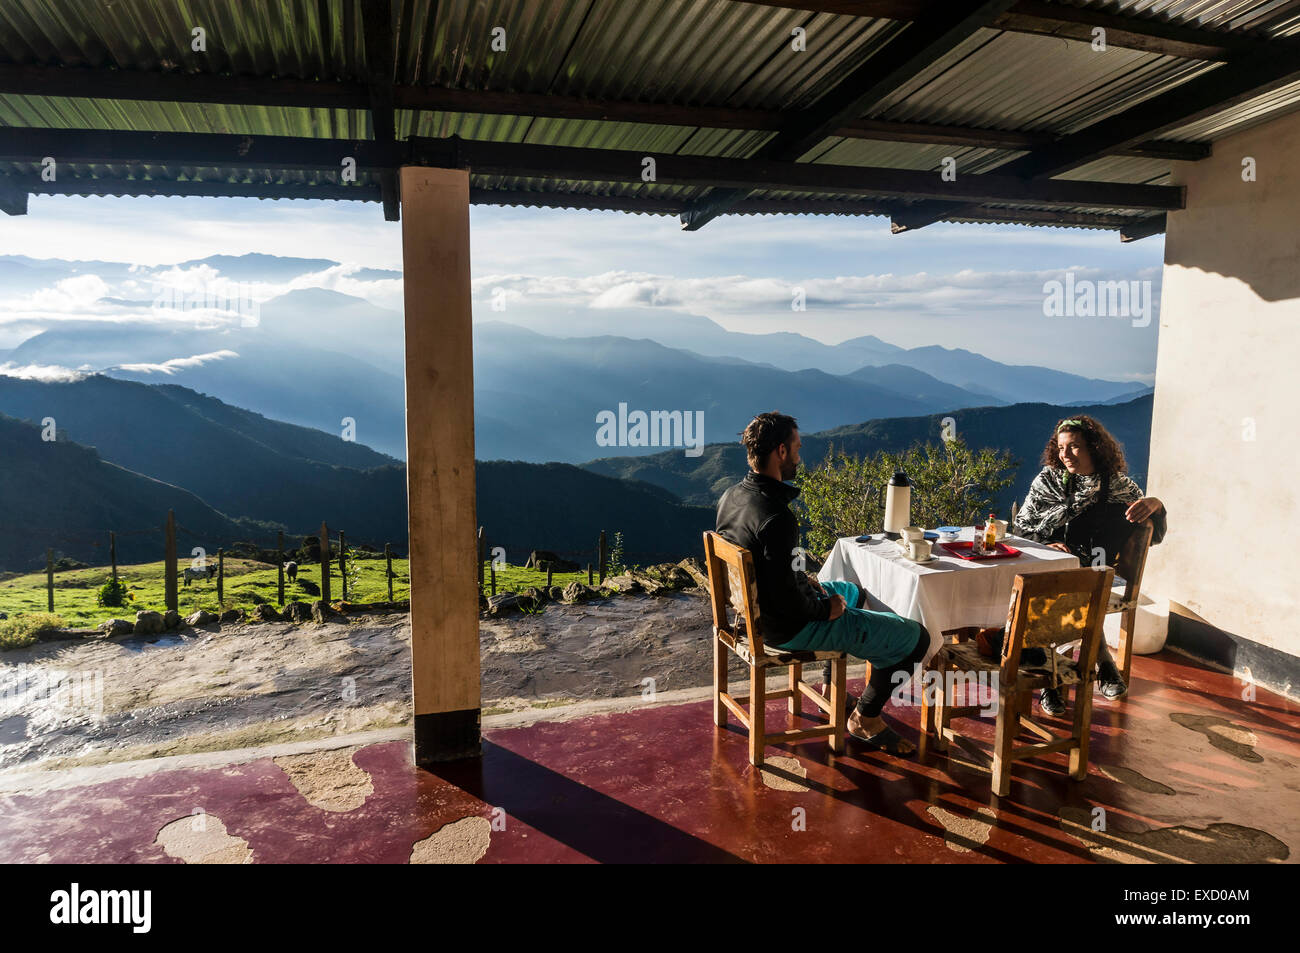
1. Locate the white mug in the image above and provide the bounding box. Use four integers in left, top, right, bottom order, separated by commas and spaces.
901, 526, 924, 546
908, 539, 932, 561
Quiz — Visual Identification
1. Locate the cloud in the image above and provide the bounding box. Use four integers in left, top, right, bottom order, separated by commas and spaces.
0, 258, 403, 336
110, 350, 240, 375
470, 266, 1161, 323
0, 362, 92, 382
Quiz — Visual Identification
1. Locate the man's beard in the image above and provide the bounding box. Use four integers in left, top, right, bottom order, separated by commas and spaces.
780, 456, 797, 481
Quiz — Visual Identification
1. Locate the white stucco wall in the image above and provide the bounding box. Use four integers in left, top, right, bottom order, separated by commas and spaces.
1145, 107, 1300, 657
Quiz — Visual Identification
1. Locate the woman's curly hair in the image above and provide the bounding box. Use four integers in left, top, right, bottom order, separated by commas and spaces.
1040, 414, 1128, 476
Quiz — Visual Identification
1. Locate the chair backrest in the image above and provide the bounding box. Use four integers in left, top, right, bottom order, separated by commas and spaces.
1114, 519, 1154, 604
1000, 566, 1115, 675
702, 531, 765, 656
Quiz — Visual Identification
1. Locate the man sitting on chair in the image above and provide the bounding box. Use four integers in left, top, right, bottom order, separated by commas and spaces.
715, 411, 929, 756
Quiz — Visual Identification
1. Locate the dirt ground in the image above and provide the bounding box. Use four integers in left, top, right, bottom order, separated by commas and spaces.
0, 591, 737, 774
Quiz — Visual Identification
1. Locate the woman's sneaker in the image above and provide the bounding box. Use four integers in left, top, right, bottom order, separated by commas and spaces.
1038, 687, 1066, 716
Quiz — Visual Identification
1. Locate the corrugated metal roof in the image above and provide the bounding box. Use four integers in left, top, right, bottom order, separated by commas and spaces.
0, 0, 1297, 229
1064, 0, 1300, 37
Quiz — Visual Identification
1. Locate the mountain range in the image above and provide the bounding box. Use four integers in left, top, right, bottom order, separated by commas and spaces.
0, 251, 1158, 573
0, 253, 1151, 463
0, 372, 1154, 573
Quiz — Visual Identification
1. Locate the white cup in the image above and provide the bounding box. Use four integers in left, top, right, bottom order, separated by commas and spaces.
901, 526, 924, 547
908, 539, 932, 561
992, 519, 1008, 540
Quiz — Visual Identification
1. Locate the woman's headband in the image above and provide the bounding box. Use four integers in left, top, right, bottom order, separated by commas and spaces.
1057, 418, 1085, 431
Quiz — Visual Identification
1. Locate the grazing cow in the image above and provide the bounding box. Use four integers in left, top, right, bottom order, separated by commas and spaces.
182, 566, 214, 587
284, 560, 298, 582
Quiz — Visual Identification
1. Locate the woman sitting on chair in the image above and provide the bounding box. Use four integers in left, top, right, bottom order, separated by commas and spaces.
1015, 415, 1167, 714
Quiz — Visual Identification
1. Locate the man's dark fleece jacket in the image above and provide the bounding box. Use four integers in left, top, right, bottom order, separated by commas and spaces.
715, 472, 832, 645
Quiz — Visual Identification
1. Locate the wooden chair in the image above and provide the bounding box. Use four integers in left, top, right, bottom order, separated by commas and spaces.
1109, 519, 1154, 684
702, 531, 848, 767
921, 566, 1114, 797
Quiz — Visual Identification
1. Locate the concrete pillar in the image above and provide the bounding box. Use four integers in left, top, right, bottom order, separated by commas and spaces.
400, 166, 481, 764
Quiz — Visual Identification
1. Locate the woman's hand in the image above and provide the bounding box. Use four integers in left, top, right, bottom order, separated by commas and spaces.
1125, 497, 1163, 522
1047, 542, 1072, 553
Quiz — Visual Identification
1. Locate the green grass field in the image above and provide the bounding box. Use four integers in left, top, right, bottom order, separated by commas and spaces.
0, 556, 596, 628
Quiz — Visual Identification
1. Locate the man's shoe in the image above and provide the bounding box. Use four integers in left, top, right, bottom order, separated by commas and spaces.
1097, 666, 1128, 699
1039, 687, 1067, 716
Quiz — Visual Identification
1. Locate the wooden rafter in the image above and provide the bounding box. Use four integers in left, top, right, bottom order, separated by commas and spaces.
0, 64, 1211, 163
680, 0, 1022, 230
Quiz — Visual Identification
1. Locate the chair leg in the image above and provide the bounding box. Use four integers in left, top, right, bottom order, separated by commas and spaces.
749, 663, 765, 767
935, 666, 951, 753
919, 664, 934, 759
713, 636, 728, 728
1068, 673, 1097, 781
992, 683, 1017, 797
829, 657, 847, 755
1116, 609, 1135, 685
788, 663, 801, 717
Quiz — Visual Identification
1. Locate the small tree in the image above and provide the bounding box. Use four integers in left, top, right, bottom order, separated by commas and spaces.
795, 438, 1016, 557
608, 531, 627, 576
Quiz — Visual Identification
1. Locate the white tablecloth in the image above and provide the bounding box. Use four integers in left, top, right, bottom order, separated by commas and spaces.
818, 529, 1080, 661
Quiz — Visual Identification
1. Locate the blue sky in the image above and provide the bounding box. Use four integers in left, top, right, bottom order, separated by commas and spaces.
0, 194, 1165, 382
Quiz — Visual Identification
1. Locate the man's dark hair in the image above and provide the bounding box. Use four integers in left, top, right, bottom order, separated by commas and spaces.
741, 411, 798, 470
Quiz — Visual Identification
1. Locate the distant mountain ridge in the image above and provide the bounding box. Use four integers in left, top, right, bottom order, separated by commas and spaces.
583, 393, 1156, 518
2, 252, 1150, 462
0, 413, 265, 571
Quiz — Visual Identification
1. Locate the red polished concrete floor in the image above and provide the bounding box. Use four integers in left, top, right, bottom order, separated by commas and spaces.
1, 651, 1296, 863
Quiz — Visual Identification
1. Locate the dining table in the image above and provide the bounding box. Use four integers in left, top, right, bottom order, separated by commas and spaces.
817, 527, 1081, 661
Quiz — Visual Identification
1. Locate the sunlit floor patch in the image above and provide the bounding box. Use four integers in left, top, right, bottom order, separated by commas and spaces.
155, 814, 253, 864
927, 805, 996, 853
1097, 763, 1177, 795
759, 756, 810, 792
1169, 713, 1263, 763
1058, 806, 1287, 863
410, 816, 491, 864
274, 749, 373, 812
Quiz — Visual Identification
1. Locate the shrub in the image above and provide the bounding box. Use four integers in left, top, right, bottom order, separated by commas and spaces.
608, 531, 627, 576
0, 612, 66, 650
97, 579, 128, 607
795, 438, 1016, 557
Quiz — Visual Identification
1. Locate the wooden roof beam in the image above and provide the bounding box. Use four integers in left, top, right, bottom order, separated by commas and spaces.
0, 65, 1210, 163
742, 1, 1274, 60
681, 0, 1021, 231
412, 136, 1183, 210
361, 0, 400, 221
1120, 213, 1167, 242
890, 43, 1300, 232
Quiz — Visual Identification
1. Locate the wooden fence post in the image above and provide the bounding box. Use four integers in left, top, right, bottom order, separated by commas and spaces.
110, 531, 118, 585
477, 526, 485, 595
489, 561, 496, 596
598, 530, 608, 583
339, 530, 348, 602
277, 530, 285, 606
546, 565, 553, 588
217, 548, 224, 606
385, 543, 394, 601
588, 563, 593, 586
46, 548, 54, 612
319, 521, 331, 604
164, 510, 178, 612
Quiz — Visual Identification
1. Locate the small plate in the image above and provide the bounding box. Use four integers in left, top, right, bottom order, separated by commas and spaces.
905, 553, 938, 564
